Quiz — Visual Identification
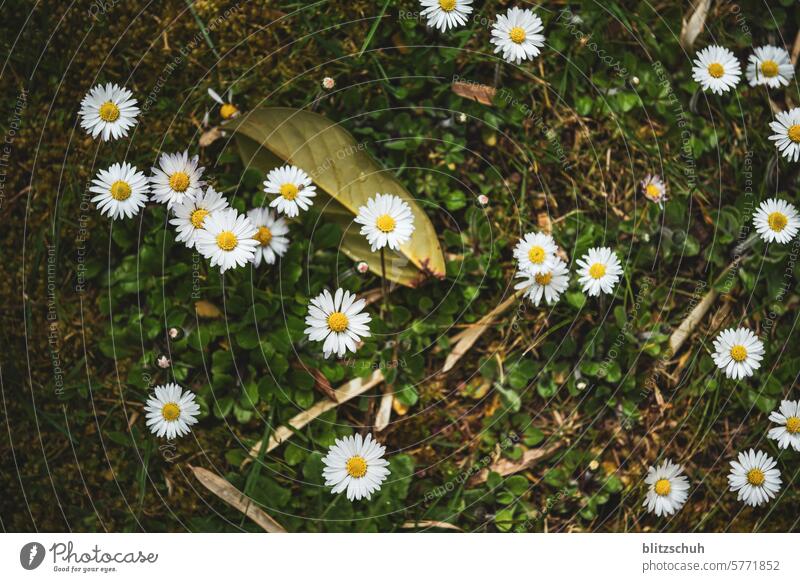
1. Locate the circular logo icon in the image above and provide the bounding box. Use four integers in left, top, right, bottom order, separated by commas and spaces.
20, 542, 45, 570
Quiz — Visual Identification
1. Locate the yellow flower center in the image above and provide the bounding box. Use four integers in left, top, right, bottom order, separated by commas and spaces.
109, 180, 132, 201
190, 208, 209, 229
219, 103, 238, 119
345, 455, 367, 478
760, 60, 779, 78
767, 211, 788, 232
786, 416, 800, 434
280, 183, 299, 201
438, 0, 456, 11
527, 245, 545, 264
327, 311, 349, 333
376, 214, 396, 233
169, 171, 191, 192
589, 263, 606, 279
254, 226, 272, 246
99, 101, 120, 122
729, 345, 747, 362
534, 272, 552, 286
161, 402, 181, 421
510, 27, 526, 44
654, 478, 671, 496
707, 62, 725, 78
788, 125, 800, 143
216, 230, 238, 251
645, 184, 661, 200
746, 468, 765, 487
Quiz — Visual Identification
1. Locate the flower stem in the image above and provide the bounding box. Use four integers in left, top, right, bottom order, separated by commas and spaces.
380, 247, 388, 318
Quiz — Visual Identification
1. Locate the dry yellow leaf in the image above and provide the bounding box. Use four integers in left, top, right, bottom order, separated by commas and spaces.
195, 300, 222, 318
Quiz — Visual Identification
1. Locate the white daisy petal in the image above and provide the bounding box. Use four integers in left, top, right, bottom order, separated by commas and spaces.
304, 288, 372, 358
264, 164, 316, 218
321, 433, 390, 501
642, 458, 690, 517
728, 449, 782, 506
419, 0, 473, 32
195, 208, 259, 273
711, 327, 764, 380
150, 151, 206, 208
490, 7, 545, 65
246, 207, 290, 266
746, 45, 794, 88
752, 198, 800, 244
144, 383, 200, 439
576, 246, 623, 297
169, 186, 229, 248
79, 83, 139, 142
641, 174, 667, 208
89, 162, 150, 220
514, 258, 570, 306
513, 231, 559, 276
691, 45, 741, 95
354, 193, 416, 252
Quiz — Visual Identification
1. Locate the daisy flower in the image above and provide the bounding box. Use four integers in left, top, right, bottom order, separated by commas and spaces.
144, 383, 200, 439
728, 449, 781, 507
89, 162, 149, 220
490, 7, 545, 65
419, 0, 473, 32
354, 193, 416, 252
753, 198, 800, 244
150, 151, 205, 208
642, 459, 690, 517
770, 107, 800, 162
513, 231, 558, 276
768, 400, 800, 452
711, 327, 764, 380
576, 247, 623, 296
514, 258, 570, 306
641, 174, 667, 207
746, 45, 794, 88
247, 207, 290, 267
79, 83, 139, 141
208, 87, 239, 120
169, 186, 229, 249
195, 208, 259, 273
304, 288, 372, 358
691, 45, 741, 95
264, 165, 317, 218
322, 433, 390, 501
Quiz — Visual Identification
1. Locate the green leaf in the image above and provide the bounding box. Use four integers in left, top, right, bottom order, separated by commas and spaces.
227, 107, 446, 287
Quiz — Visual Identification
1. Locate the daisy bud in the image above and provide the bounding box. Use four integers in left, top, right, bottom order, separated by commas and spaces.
477, 194, 489, 206
168, 327, 179, 339
356, 261, 369, 274
157, 355, 171, 369
322, 77, 335, 90
457, 112, 467, 123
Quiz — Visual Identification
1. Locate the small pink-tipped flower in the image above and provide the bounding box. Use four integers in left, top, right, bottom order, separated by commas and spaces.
157, 355, 171, 369
322, 77, 335, 90
168, 327, 179, 339
356, 261, 369, 274
478, 194, 489, 206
